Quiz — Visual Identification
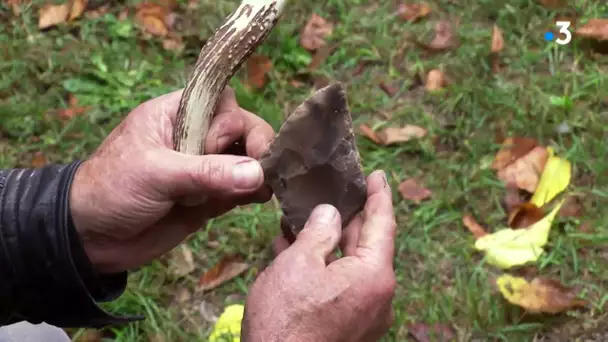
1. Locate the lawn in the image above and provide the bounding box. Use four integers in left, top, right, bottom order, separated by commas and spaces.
1, 0, 608, 341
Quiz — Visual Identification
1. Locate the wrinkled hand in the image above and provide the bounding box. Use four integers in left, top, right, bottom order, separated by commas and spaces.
242, 170, 397, 342
70, 88, 275, 273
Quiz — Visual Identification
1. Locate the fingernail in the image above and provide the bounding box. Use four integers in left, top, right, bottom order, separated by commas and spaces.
232, 160, 263, 189
309, 204, 338, 225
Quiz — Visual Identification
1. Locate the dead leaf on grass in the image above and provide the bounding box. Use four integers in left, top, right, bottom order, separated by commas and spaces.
576, 19, 608, 41
300, 13, 333, 51
56, 94, 90, 121
497, 275, 587, 314
135, 2, 174, 37
420, 20, 458, 51
31, 152, 47, 168
399, 179, 432, 202
559, 196, 583, 218
379, 81, 398, 97
407, 322, 456, 342
492, 137, 539, 171
502, 181, 524, 214
68, 0, 87, 21
425, 69, 446, 91
168, 244, 195, 277
508, 202, 545, 229
377, 125, 428, 145
497, 146, 548, 193
358, 124, 381, 144
245, 54, 272, 90
198, 256, 249, 292
463, 214, 488, 239
7, 0, 26, 15
307, 44, 335, 71
396, 2, 431, 23
491, 25, 504, 53
39, 3, 70, 29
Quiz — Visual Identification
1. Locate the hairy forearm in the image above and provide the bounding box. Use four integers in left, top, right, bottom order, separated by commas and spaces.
0, 162, 136, 327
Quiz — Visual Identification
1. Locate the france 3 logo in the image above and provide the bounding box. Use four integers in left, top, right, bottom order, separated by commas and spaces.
544, 21, 572, 45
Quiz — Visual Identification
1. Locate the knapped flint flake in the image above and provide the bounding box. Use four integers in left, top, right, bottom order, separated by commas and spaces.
259, 83, 367, 237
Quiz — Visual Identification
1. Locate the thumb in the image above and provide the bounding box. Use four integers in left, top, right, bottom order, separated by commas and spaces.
291, 204, 342, 263
148, 149, 265, 199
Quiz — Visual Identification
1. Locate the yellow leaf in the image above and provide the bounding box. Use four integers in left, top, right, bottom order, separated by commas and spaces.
209, 304, 244, 342
475, 202, 563, 269
496, 274, 587, 314
530, 148, 571, 207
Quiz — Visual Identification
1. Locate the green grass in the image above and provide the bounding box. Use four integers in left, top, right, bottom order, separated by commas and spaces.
2, 0, 608, 341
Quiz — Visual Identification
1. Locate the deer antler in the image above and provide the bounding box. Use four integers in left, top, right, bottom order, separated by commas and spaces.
173, 0, 286, 155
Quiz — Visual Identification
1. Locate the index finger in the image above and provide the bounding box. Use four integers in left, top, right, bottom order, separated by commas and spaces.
356, 170, 396, 266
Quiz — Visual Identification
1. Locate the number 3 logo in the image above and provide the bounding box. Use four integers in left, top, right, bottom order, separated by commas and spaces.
555, 21, 572, 45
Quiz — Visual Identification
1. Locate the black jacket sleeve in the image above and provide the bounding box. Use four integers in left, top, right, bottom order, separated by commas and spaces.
0, 161, 141, 328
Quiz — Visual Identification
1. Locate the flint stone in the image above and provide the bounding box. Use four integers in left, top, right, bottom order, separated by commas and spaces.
259, 83, 367, 237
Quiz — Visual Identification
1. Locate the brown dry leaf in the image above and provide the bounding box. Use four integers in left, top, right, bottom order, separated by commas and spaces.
508, 202, 545, 229
463, 214, 488, 239
198, 256, 249, 292
559, 196, 583, 218
497, 146, 549, 193
353, 60, 368, 76
31, 152, 47, 168
492, 25, 504, 53
502, 181, 524, 214
396, 2, 431, 23
576, 19, 608, 41
358, 124, 381, 144
245, 54, 272, 90
399, 179, 432, 202
497, 275, 587, 314
7, 0, 26, 15
168, 244, 195, 277
57, 94, 90, 120
135, 2, 172, 37
76, 329, 102, 342
379, 81, 397, 97
491, 137, 538, 171
38, 3, 70, 29
407, 322, 456, 342
307, 44, 335, 71
423, 20, 458, 51
425, 69, 446, 91
377, 125, 427, 145
300, 13, 333, 51
68, 0, 87, 21
86, 4, 110, 19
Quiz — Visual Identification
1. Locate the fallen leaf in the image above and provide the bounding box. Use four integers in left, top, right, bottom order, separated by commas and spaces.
68, 0, 87, 21
407, 322, 456, 342
198, 256, 249, 291
7, 0, 25, 15
399, 179, 432, 202
379, 81, 397, 97
492, 137, 539, 171
508, 202, 545, 229
307, 44, 335, 71
86, 4, 110, 19
358, 124, 381, 144
421, 20, 458, 51
491, 24, 504, 53
353, 60, 368, 76
135, 2, 172, 37
168, 244, 195, 277
38, 3, 70, 29
559, 196, 583, 218
377, 125, 427, 145
57, 94, 89, 120
396, 2, 431, 23
530, 149, 571, 207
245, 54, 272, 90
475, 201, 563, 269
174, 287, 191, 303
496, 274, 587, 314
463, 214, 488, 239
31, 152, 47, 168
209, 305, 244, 342
502, 181, 524, 214
576, 19, 608, 41
162, 37, 184, 51
76, 329, 102, 342
148, 334, 165, 342
425, 69, 446, 91
497, 146, 549, 193
300, 13, 333, 51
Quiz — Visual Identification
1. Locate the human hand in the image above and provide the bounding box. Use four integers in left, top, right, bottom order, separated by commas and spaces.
69, 88, 275, 273
242, 170, 397, 342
